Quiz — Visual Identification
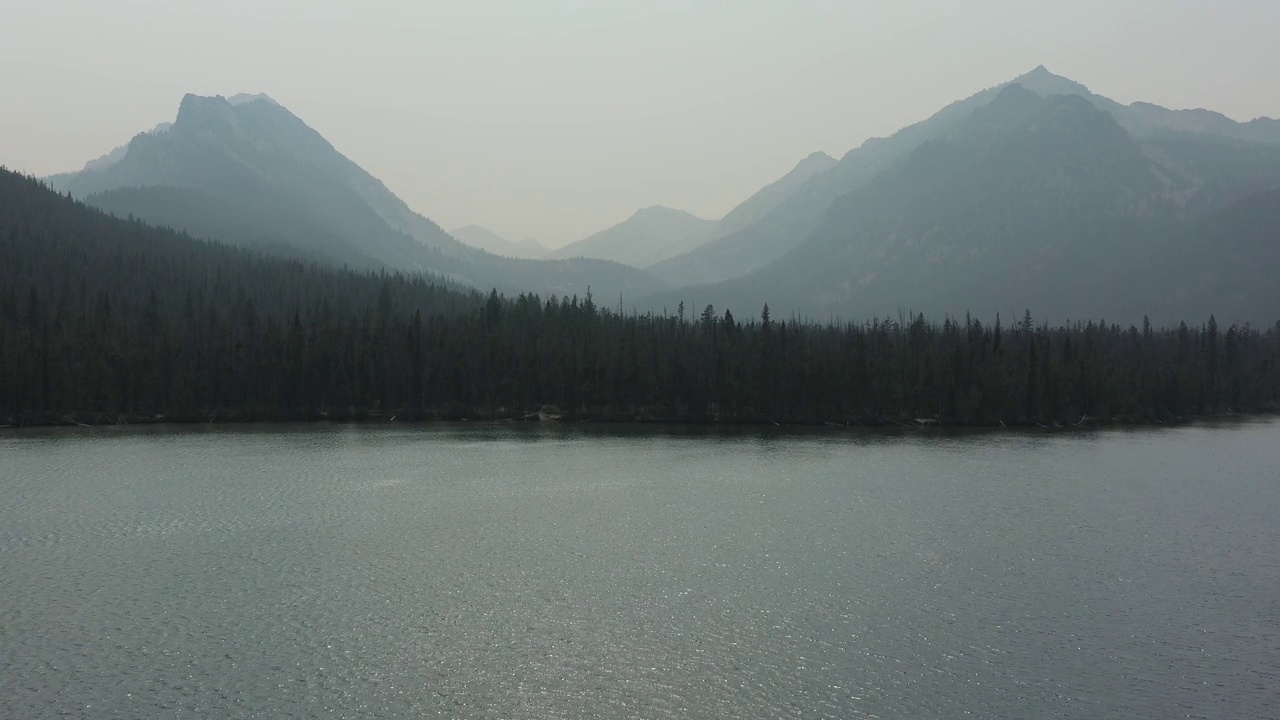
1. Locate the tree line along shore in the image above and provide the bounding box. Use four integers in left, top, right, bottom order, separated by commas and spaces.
3, 170, 1278, 429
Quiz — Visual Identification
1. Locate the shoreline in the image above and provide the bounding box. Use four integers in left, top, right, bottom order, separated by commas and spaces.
3, 409, 1275, 433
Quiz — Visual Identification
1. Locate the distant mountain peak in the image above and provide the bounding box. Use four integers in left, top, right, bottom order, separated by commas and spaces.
1010, 65, 1095, 98
450, 224, 549, 258
632, 205, 702, 220
973, 84, 1128, 145
174, 93, 235, 128
174, 93, 288, 128
176, 92, 279, 107
227, 93, 279, 107
551, 205, 715, 267
40, 91, 663, 301
795, 151, 838, 171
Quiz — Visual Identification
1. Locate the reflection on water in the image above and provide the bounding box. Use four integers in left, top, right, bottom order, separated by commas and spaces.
2, 420, 1278, 718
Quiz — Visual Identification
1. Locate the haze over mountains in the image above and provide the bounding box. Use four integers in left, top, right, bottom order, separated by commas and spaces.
449, 225, 548, 260
644, 66, 1280, 295
46, 93, 659, 303
551, 151, 837, 269
551, 206, 716, 268
644, 66, 1280, 324
683, 84, 1280, 323
38, 66, 1280, 325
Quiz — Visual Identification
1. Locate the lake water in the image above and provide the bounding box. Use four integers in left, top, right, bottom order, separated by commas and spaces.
2, 421, 1278, 719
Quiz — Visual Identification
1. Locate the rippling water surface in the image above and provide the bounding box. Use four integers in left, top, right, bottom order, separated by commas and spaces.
2, 421, 1279, 718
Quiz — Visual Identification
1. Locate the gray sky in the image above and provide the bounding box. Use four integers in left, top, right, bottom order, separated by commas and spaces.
3, 0, 1278, 247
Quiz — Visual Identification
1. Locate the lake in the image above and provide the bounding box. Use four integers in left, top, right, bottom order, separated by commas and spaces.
2, 421, 1278, 718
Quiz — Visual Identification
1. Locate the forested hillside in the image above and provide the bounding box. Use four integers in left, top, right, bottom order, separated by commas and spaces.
3, 169, 1278, 427
1, 170, 480, 422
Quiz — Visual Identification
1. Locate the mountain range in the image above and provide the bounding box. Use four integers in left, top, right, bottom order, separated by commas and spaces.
644, 67, 1280, 293
550, 206, 717, 268
643, 67, 1280, 324
550, 151, 837, 269
46, 93, 658, 303
37, 66, 1280, 325
450, 225, 548, 259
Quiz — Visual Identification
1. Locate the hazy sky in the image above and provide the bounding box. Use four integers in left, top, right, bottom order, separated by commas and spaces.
3, 1, 1278, 246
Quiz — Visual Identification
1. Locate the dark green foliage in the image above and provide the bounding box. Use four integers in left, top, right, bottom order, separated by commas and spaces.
2, 169, 1278, 426
0, 170, 478, 423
